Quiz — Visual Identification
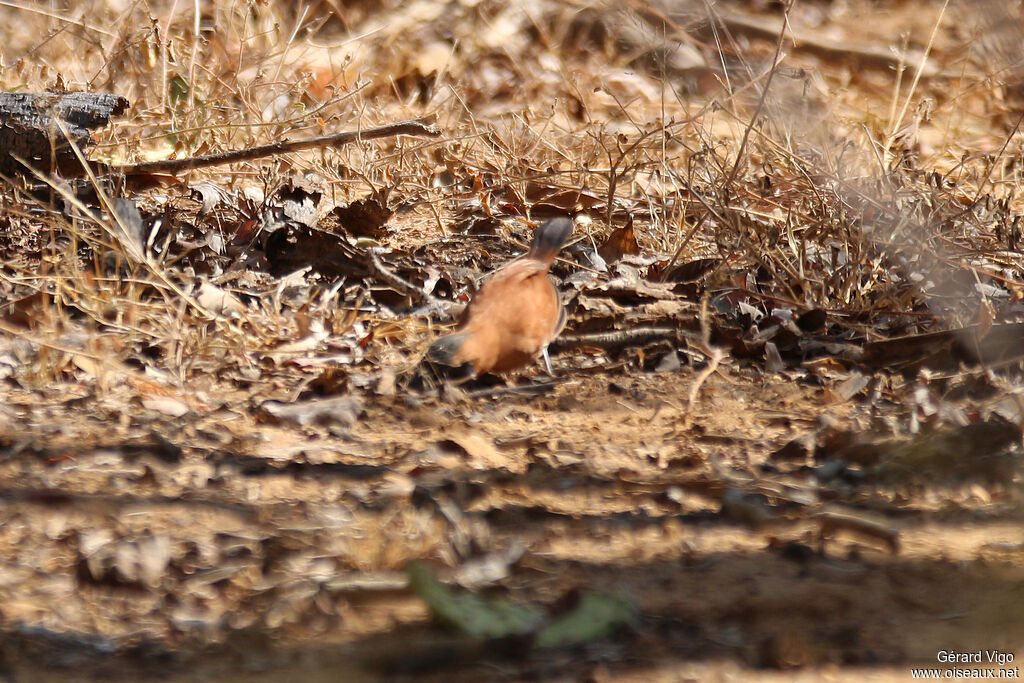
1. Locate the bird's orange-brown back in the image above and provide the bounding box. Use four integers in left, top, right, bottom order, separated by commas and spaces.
457, 260, 561, 372
425, 217, 573, 376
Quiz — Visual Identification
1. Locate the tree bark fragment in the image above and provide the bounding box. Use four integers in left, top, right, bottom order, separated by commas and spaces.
0, 91, 128, 175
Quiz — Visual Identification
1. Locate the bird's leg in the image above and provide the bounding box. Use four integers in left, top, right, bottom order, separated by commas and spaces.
541, 346, 555, 376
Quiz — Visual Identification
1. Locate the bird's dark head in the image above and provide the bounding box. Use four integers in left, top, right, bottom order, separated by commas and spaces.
421, 332, 476, 382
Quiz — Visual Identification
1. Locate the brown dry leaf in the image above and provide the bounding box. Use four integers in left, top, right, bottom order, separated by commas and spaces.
591, 270, 676, 300
597, 217, 640, 263
264, 225, 368, 277
526, 183, 603, 216
331, 191, 394, 239
659, 257, 722, 283
2, 292, 52, 328
441, 430, 523, 473
833, 371, 869, 401
978, 297, 995, 339
764, 341, 784, 373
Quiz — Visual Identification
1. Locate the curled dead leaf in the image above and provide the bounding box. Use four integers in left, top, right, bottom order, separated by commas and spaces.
597, 216, 639, 264
194, 282, 246, 318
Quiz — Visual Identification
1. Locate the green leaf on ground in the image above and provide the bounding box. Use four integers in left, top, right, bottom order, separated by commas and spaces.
407, 561, 544, 640
535, 592, 635, 648
408, 562, 634, 647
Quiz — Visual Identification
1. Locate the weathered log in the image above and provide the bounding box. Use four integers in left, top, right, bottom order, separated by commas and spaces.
0, 91, 128, 175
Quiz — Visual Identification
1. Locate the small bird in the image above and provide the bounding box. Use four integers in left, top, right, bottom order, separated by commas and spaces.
425, 217, 573, 378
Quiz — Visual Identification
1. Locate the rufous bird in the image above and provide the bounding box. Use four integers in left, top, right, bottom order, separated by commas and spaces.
425, 217, 573, 378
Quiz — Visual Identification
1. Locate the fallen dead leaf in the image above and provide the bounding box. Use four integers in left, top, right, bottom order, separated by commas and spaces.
261, 395, 363, 427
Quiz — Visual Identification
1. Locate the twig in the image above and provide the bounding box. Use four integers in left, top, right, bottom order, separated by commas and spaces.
688, 346, 722, 407
707, 10, 940, 79
463, 380, 562, 399
550, 326, 698, 353
969, 109, 1024, 206
722, 0, 791, 191
688, 293, 725, 408
114, 117, 442, 175
883, 0, 950, 158
366, 248, 451, 311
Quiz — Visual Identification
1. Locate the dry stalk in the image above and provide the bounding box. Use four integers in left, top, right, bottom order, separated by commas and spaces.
113, 117, 442, 176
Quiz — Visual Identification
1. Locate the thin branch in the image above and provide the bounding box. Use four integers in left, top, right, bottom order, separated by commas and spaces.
114, 117, 442, 175
884, 0, 950, 157
550, 326, 698, 353
722, 0, 791, 190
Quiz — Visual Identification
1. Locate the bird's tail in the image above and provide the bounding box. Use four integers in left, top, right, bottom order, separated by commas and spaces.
527, 217, 573, 265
